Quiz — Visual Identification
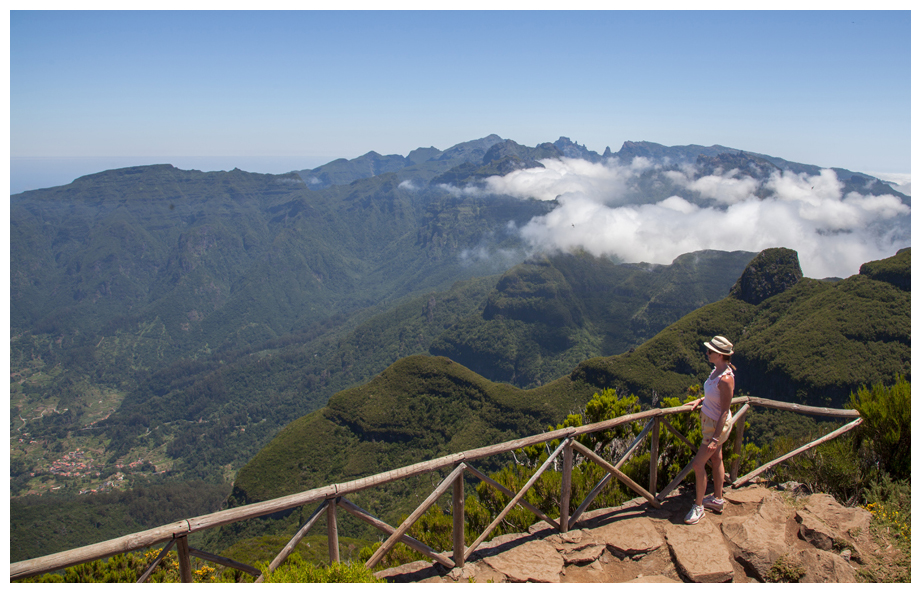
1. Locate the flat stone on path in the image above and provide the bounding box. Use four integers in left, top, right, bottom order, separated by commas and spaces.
561, 544, 606, 565
482, 539, 564, 583
588, 516, 664, 556
664, 518, 735, 583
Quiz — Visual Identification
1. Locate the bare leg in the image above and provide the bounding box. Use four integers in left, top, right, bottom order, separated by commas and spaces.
691, 444, 713, 507
712, 448, 725, 499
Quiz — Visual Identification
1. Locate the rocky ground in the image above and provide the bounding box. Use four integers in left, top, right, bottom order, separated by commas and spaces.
374, 483, 891, 583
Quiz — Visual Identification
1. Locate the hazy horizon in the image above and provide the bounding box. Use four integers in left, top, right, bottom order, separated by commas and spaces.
10, 147, 912, 196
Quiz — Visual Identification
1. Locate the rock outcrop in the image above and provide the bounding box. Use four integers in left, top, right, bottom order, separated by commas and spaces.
728, 247, 803, 304
374, 484, 872, 583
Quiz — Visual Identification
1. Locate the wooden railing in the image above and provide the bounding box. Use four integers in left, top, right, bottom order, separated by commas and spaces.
10, 396, 862, 582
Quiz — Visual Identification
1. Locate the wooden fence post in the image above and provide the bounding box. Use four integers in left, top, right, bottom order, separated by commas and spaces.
175, 535, 193, 583
571, 441, 661, 509
559, 439, 573, 533
464, 439, 571, 561
649, 416, 660, 496
453, 465, 465, 568
327, 497, 340, 564
366, 463, 467, 570
730, 406, 749, 482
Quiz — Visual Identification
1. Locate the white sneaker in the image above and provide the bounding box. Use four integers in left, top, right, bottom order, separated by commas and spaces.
684, 504, 705, 524
703, 495, 725, 513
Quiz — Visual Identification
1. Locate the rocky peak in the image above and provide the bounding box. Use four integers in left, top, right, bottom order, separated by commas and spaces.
729, 248, 803, 305
695, 152, 781, 180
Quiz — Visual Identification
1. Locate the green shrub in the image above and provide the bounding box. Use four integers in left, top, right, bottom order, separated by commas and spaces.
259, 554, 383, 583
848, 376, 910, 480
863, 473, 911, 544
20, 549, 251, 583
766, 555, 805, 583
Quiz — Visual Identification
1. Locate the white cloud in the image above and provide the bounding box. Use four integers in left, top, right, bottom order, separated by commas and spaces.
480, 158, 635, 204
478, 159, 909, 279
682, 171, 760, 204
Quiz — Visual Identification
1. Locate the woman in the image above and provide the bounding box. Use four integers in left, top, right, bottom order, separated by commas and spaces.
684, 335, 735, 525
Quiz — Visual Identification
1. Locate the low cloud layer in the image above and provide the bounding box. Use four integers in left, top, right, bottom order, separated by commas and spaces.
465, 158, 910, 279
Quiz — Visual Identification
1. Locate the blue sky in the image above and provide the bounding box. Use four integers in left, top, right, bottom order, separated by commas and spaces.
7, 9, 913, 193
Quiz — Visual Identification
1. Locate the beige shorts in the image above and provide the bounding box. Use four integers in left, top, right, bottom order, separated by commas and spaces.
701, 413, 732, 446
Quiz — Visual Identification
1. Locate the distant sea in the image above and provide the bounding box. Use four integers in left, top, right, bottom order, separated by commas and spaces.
9, 156, 334, 195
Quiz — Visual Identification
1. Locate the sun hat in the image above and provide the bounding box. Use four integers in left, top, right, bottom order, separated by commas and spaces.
704, 335, 734, 356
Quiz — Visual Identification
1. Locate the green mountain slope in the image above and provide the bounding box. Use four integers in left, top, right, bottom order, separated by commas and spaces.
430, 249, 756, 387
570, 248, 910, 406
233, 248, 909, 511
9, 153, 553, 488
91, 249, 752, 482
231, 354, 593, 505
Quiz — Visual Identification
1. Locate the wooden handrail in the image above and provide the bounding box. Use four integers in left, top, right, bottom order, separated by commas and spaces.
10, 396, 860, 581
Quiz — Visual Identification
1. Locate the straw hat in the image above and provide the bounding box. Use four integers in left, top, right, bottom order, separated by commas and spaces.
704, 335, 734, 356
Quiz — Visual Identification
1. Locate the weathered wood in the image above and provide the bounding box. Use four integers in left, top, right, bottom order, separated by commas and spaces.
365, 463, 466, 570
256, 499, 329, 582
136, 541, 175, 583
559, 440, 574, 533
188, 547, 261, 577
649, 416, 660, 496
12, 521, 189, 580
571, 440, 660, 509
662, 417, 696, 451
182, 484, 339, 535
452, 468, 466, 567
614, 418, 656, 469
465, 465, 560, 530
568, 472, 613, 530
460, 428, 576, 464
327, 498, 340, 564
464, 438, 571, 561
730, 404, 750, 482
567, 419, 655, 530
657, 460, 695, 503
733, 418, 864, 488
338, 497, 454, 569
176, 536, 193, 583
570, 408, 663, 438
743, 397, 860, 418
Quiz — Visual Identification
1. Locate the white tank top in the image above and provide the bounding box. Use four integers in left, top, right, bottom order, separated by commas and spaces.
702, 366, 733, 421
